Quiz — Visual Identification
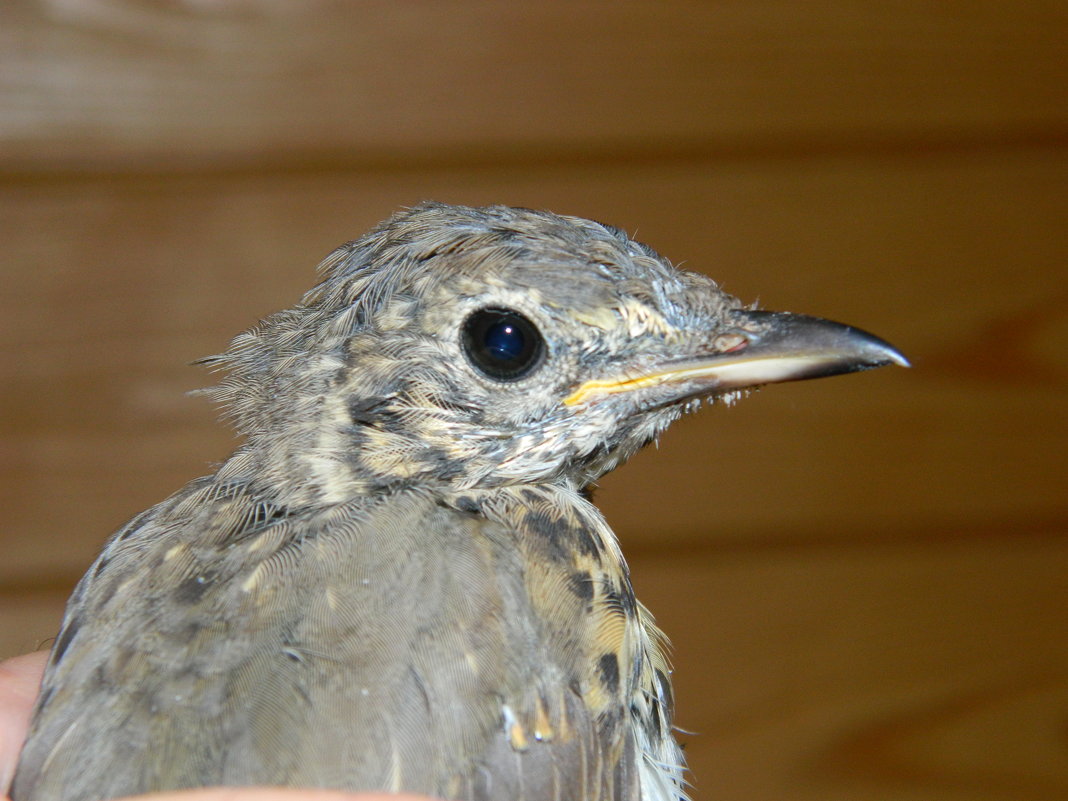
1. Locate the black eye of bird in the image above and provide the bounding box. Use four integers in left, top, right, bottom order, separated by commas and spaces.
461, 307, 545, 381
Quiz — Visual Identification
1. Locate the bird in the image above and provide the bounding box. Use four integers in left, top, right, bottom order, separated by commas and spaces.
11, 202, 907, 801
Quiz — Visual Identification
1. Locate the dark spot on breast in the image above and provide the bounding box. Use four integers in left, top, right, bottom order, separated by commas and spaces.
174, 574, 213, 605
572, 523, 602, 561
598, 653, 620, 696
50, 615, 81, 665
600, 581, 628, 619
619, 585, 637, 615
567, 570, 594, 602
520, 488, 541, 504
524, 510, 571, 562
453, 495, 482, 515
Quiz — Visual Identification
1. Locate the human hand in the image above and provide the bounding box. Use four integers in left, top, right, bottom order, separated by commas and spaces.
0, 652, 435, 801
0, 652, 46, 796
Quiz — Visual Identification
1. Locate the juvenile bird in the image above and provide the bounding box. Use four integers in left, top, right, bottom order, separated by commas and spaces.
12, 202, 907, 801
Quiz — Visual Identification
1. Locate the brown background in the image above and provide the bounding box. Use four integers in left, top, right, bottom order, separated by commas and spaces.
2, 2, 1066, 799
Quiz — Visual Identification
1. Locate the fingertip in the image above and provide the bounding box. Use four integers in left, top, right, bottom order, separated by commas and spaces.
0, 651, 49, 794
0, 652, 48, 691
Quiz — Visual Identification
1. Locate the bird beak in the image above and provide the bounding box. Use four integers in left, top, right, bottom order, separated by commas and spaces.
563, 309, 909, 407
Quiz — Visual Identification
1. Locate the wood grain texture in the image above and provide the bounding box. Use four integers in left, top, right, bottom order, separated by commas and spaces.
631, 536, 1068, 801
1, 1, 1065, 173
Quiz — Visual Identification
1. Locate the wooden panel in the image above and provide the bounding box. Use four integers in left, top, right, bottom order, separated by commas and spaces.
5, 533, 1067, 800
1, 1, 1065, 172
631, 535, 1068, 801
0, 590, 70, 659
2, 150, 1065, 583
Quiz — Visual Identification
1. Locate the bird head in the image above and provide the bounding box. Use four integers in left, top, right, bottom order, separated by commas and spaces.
205, 202, 906, 502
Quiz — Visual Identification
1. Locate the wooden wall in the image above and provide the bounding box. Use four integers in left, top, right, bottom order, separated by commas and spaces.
2, 2, 1066, 799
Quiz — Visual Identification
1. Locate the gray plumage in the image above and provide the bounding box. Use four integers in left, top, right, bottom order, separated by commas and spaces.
12, 202, 905, 801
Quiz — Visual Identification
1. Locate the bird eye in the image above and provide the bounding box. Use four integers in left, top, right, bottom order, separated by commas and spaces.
461, 307, 545, 381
